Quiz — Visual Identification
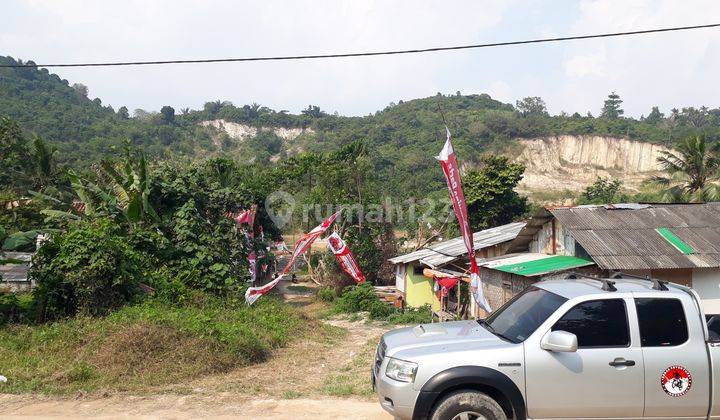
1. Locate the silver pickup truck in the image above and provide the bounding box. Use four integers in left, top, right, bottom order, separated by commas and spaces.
373, 274, 720, 420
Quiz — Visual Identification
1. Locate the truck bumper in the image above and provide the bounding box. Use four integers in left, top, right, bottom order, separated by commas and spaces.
373, 367, 417, 420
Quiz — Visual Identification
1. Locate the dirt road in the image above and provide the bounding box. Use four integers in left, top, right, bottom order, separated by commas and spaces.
0, 394, 389, 419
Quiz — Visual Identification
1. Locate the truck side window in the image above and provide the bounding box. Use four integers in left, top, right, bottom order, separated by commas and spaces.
635, 298, 688, 347
552, 299, 630, 348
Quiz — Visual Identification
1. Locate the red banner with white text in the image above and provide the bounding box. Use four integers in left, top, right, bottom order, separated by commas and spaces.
436, 127, 491, 313
327, 232, 366, 284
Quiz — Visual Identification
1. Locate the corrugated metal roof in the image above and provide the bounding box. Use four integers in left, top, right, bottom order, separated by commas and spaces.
387, 247, 436, 265
388, 222, 526, 267
551, 203, 720, 270
0, 252, 32, 282
477, 253, 594, 277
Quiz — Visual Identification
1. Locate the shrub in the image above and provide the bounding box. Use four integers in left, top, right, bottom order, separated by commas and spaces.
332, 284, 432, 323
316, 287, 336, 302
0, 292, 35, 325
0, 199, 47, 233
334, 283, 378, 313
386, 304, 432, 324
31, 219, 143, 320
367, 300, 392, 319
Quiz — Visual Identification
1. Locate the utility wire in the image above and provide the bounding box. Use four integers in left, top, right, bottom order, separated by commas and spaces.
2, 23, 719, 68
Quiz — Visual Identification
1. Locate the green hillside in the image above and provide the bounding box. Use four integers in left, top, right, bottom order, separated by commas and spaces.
2, 54, 720, 198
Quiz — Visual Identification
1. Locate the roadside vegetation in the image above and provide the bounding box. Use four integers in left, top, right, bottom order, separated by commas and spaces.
0, 296, 303, 394
0, 120, 313, 395
321, 283, 432, 325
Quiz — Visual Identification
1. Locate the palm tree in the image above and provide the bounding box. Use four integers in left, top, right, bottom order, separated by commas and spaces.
32, 135, 58, 189
652, 136, 720, 202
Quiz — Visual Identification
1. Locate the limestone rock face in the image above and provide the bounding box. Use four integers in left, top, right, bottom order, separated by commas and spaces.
200, 119, 314, 141
514, 135, 671, 193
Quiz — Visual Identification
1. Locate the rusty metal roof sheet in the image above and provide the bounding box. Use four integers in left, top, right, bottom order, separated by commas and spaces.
551, 203, 720, 270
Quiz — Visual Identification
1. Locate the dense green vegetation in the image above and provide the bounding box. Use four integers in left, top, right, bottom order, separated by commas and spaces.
652, 136, 720, 202
4, 55, 720, 200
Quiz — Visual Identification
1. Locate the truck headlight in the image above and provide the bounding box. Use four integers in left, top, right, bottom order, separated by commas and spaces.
385, 357, 418, 383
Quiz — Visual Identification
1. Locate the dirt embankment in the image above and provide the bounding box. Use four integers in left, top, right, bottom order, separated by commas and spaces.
515, 135, 671, 193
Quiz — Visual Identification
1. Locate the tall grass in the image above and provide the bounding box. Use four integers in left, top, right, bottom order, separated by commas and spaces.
0, 296, 303, 395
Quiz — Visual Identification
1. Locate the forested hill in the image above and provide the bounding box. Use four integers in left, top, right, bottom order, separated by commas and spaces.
2, 54, 720, 197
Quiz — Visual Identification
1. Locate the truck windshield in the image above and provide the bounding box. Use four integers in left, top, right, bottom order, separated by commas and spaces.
482, 286, 567, 343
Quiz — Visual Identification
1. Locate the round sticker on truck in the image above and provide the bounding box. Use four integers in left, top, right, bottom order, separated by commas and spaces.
661, 366, 692, 396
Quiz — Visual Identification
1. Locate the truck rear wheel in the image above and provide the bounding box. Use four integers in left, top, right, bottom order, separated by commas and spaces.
430, 390, 507, 420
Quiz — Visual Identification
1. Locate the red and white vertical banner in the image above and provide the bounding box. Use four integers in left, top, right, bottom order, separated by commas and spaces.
436, 127, 491, 313
242, 205, 258, 245
226, 204, 257, 226
327, 232, 366, 284
245, 210, 342, 305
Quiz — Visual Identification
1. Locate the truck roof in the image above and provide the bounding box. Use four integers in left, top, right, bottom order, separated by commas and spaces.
536, 277, 688, 300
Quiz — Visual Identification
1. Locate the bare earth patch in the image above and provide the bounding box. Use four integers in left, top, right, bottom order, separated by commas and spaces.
0, 394, 389, 419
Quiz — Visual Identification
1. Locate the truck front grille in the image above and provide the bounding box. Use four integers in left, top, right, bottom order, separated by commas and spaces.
374, 339, 386, 374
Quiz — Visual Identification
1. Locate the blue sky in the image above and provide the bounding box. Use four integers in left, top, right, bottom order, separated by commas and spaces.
2, 0, 719, 117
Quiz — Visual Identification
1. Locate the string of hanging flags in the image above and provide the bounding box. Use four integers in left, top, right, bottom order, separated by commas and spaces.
245, 210, 342, 305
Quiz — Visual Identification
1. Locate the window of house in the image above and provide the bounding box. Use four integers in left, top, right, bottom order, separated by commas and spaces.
635, 298, 688, 347
552, 299, 630, 348
412, 264, 424, 276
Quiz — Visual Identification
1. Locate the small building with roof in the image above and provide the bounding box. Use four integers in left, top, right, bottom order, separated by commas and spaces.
498, 203, 720, 313
388, 222, 526, 317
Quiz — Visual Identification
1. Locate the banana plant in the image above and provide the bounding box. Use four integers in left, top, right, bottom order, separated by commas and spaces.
100, 148, 159, 223
32, 143, 159, 225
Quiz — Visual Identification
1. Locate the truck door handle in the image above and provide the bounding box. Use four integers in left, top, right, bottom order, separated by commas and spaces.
609, 359, 635, 367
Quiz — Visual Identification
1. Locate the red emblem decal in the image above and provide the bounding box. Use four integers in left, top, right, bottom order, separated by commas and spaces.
661, 365, 692, 397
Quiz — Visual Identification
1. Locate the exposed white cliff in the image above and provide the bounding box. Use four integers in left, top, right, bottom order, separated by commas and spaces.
200, 119, 314, 142
513, 135, 671, 193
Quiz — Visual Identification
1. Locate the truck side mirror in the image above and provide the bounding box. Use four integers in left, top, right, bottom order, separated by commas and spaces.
541, 330, 578, 352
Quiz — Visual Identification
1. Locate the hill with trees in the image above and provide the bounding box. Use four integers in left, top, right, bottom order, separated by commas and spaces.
3, 54, 720, 200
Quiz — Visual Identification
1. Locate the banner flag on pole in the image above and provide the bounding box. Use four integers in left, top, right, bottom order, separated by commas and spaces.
245, 210, 342, 305
436, 127, 491, 313
227, 205, 260, 284
327, 232, 366, 284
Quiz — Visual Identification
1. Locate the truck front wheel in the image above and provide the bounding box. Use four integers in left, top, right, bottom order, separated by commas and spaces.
430, 390, 507, 420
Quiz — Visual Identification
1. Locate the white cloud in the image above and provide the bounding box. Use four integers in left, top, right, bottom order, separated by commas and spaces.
564, 48, 607, 78
1, 0, 719, 118
555, 0, 720, 116
1, 0, 516, 115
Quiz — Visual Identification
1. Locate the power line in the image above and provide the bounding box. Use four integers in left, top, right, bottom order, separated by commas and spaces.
2, 23, 719, 68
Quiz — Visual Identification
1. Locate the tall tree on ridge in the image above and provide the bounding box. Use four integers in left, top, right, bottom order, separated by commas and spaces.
601, 92, 624, 119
